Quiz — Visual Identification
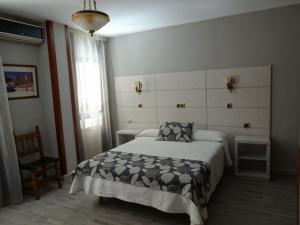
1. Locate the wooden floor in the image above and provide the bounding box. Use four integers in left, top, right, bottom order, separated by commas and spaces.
0, 172, 296, 225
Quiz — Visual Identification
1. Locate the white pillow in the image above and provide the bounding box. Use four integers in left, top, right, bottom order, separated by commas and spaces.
137, 129, 159, 138
192, 129, 226, 142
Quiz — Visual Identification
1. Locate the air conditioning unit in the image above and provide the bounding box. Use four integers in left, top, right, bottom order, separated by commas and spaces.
0, 17, 44, 45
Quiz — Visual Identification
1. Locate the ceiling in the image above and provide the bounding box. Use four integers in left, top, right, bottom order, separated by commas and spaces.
0, 0, 299, 37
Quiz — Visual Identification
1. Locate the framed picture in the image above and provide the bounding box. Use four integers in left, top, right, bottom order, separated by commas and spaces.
3, 64, 39, 100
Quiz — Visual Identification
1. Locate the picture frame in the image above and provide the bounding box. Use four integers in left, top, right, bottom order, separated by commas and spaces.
3, 64, 39, 100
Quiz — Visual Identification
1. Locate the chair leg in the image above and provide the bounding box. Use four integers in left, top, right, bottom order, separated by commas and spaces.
31, 171, 40, 200
42, 165, 47, 179
55, 162, 62, 188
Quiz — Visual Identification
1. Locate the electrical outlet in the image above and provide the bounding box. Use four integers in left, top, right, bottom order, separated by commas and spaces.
226, 103, 233, 109
177, 103, 186, 108
244, 123, 250, 128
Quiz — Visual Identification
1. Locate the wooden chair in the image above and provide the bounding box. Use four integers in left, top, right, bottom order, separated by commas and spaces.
14, 126, 62, 200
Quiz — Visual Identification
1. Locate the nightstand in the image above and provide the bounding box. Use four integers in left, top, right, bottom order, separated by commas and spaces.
116, 129, 143, 146
235, 135, 270, 180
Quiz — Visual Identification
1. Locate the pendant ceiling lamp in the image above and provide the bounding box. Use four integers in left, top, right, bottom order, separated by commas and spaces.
72, 0, 110, 36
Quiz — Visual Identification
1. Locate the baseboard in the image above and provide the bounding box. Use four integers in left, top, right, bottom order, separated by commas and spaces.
272, 168, 297, 176
225, 166, 296, 176
227, 147, 298, 176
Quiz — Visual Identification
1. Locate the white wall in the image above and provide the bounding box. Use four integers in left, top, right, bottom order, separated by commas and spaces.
0, 22, 81, 174
37, 30, 59, 158
0, 39, 57, 157
108, 5, 300, 173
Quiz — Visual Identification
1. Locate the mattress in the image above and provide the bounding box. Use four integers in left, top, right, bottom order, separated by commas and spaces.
70, 137, 230, 225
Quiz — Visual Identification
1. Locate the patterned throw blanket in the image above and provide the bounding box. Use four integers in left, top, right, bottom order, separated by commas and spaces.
74, 151, 211, 207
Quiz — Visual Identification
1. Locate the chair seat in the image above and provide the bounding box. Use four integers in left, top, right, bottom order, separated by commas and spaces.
20, 157, 59, 171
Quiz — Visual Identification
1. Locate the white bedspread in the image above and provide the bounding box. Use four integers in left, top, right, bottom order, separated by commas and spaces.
70, 137, 231, 225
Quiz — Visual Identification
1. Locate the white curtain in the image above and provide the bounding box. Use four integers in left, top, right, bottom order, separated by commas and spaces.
0, 55, 23, 206
71, 33, 112, 160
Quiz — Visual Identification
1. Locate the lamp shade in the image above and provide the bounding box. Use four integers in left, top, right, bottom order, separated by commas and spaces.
72, 10, 110, 36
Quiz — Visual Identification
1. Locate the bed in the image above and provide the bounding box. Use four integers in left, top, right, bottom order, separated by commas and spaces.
70, 129, 232, 225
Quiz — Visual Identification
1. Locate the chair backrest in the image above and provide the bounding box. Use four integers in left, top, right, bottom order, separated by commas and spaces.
14, 126, 44, 162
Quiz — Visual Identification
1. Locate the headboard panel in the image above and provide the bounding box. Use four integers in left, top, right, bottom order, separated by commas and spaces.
206, 66, 271, 88
206, 66, 271, 140
155, 71, 207, 128
115, 75, 157, 129
114, 66, 271, 143
155, 71, 206, 90
157, 108, 207, 127
115, 75, 156, 91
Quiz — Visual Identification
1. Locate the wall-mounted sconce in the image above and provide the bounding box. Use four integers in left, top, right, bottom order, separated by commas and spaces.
134, 81, 143, 95
224, 75, 235, 92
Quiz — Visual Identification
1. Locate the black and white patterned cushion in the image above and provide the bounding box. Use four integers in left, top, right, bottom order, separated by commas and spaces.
156, 122, 194, 142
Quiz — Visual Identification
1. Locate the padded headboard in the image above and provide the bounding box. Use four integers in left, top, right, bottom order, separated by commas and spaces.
115, 65, 271, 142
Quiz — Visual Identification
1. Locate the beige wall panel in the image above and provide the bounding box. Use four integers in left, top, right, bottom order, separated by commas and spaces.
207, 108, 235, 127
155, 71, 206, 90
235, 128, 270, 137
116, 91, 156, 108
157, 108, 206, 125
235, 108, 270, 128
208, 126, 236, 137
207, 87, 270, 108
117, 108, 157, 124
118, 122, 158, 130
207, 89, 235, 107
208, 126, 269, 138
207, 66, 271, 88
235, 88, 270, 107
156, 90, 206, 108
115, 75, 155, 92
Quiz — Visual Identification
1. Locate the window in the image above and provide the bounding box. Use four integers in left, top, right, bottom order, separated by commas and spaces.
72, 34, 103, 129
